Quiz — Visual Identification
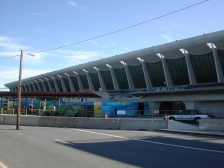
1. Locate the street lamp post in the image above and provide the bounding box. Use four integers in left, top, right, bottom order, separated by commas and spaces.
16, 50, 24, 130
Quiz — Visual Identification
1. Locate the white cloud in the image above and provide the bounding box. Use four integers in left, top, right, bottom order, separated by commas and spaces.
68, 1, 77, 7
161, 34, 172, 42
0, 36, 29, 53
34, 29, 45, 34
0, 65, 54, 91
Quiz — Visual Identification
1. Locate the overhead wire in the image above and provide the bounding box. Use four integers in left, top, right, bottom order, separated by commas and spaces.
0, 0, 209, 61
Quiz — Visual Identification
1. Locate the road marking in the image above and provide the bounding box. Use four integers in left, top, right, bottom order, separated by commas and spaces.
73, 129, 224, 154
55, 139, 73, 145
0, 161, 8, 168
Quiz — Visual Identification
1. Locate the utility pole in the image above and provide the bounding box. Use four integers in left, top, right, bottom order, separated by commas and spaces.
16, 50, 23, 130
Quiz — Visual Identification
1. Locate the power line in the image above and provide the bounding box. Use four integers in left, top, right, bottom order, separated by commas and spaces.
0, 0, 209, 61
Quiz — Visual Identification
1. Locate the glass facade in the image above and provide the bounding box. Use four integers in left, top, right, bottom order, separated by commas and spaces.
89, 73, 100, 91
190, 52, 217, 83
34, 83, 38, 91
145, 61, 166, 87
101, 71, 114, 90
25, 85, 30, 91
39, 82, 44, 91
62, 78, 71, 92
56, 79, 63, 92
70, 76, 79, 91
30, 84, 34, 91
217, 50, 224, 75
128, 65, 146, 89
79, 75, 89, 89
22, 85, 25, 91
49, 80, 55, 91
166, 57, 190, 86
114, 68, 129, 89
44, 81, 50, 91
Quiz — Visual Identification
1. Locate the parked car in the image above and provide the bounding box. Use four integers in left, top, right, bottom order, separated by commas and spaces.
164, 110, 211, 123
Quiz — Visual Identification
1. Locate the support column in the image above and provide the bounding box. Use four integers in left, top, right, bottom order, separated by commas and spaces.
124, 65, 135, 89
141, 61, 152, 88
27, 83, 31, 91
68, 76, 75, 91
31, 82, 36, 91
182, 49, 197, 84
86, 72, 95, 91
52, 78, 59, 92
41, 80, 47, 91
60, 77, 67, 92
36, 81, 41, 91
97, 70, 106, 91
110, 68, 119, 90
160, 54, 173, 86
184, 101, 200, 110
211, 43, 224, 82
76, 74, 83, 91
47, 80, 53, 92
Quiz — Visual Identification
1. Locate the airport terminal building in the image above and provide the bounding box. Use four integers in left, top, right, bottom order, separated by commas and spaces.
4, 30, 224, 117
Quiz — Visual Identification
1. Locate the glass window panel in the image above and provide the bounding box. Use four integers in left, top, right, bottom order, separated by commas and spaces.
190, 52, 217, 83
146, 62, 165, 87
128, 65, 146, 89
166, 58, 190, 86
34, 83, 38, 91
89, 73, 100, 91
39, 82, 44, 91
217, 50, 224, 75
56, 79, 63, 92
62, 78, 71, 92
100, 71, 114, 90
30, 83, 34, 91
70, 76, 79, 91
114, 68, 129, 89
44, 81, 50, 91
79, 75, 89, 89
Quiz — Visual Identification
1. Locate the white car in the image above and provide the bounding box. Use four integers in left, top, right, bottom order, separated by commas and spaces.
165, 110, 211, 123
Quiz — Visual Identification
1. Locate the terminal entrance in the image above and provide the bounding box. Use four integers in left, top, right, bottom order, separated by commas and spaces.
159, 102, 185, 114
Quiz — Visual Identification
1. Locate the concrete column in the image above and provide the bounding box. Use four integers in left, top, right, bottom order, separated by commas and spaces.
47, 80, 53, 92
31, 82, 36, 91
148, 102, 161, 116
86, 72, 95, 91
182, 49, 197, 84
161, 55, 173, 86
41, 81, 47, 91
27, 83, 31, 91
52, 78, 59, 92
60, 77, 67, 92
110, 68, 119, 90
68, 76, 75, 92
76, 74, 83, 91
211, 43, 224, 82
124, 65, 135, 89
142, 61, 152, 88
97, 70, 106, 91
184, 101, 200, 110
24, 84, 28, 91
36, 82, 41, 91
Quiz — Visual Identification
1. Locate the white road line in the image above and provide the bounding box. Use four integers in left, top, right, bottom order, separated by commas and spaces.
0, 161, 8, 168
54, 139, 73, 145
73, 129, 224, 154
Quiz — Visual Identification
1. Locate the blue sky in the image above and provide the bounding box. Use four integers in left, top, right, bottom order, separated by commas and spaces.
0, 0, 223, 91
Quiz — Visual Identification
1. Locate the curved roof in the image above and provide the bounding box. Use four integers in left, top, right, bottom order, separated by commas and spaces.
5, 30, 224, 87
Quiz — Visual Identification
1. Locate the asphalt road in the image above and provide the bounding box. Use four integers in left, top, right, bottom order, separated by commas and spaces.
0, 125, 224, 168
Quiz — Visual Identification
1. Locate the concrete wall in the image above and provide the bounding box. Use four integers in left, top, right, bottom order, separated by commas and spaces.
3, 115, 40, 126
77, 118, 120, 129
168, 120, 199, 131
39, 116, 77, 128
0, 115, 6, 124
199, 119, 224, 131
120, 119, 167, 130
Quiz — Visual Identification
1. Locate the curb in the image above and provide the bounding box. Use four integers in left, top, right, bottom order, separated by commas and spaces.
156, 129, 224, 138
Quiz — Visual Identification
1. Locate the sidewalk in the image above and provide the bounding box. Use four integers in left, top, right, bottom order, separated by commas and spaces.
157, 129, 224, 138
